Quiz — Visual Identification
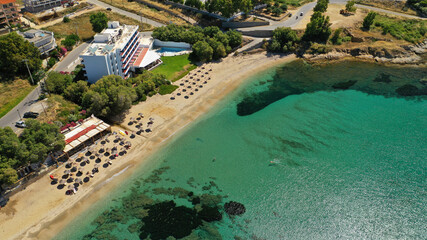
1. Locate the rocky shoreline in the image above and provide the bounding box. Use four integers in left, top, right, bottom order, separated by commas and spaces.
303, 40, 427, 65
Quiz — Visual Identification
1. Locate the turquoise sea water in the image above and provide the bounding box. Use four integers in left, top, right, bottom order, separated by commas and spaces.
56, 61, 426, 240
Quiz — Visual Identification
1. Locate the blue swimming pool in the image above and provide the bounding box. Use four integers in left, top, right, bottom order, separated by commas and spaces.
156, 47, 189, 53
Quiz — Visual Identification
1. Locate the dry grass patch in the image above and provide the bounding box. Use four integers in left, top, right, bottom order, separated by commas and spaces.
0, 79, 35, 118
38, 94, 80, 124
293, 4, 368, 29
45, 10, 153, 41
356, 0, 418, 16
98, 0, 187, 25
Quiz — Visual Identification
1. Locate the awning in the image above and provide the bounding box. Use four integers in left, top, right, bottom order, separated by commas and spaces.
137, 50, 161, 68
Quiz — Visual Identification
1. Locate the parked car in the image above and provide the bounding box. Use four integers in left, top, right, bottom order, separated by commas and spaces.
23, 111, 39, 118
106, 7, 112, 11
15, 121, 26, 128
0, 196, 9, 208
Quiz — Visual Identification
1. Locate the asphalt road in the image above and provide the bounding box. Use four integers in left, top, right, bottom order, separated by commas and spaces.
0, 85, 43, 131
55, 42, 90, 73
86, 0, 166, 27
239, 0, 424, 33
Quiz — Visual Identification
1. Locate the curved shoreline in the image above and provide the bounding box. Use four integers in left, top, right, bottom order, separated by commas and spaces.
0, 52, 297, 240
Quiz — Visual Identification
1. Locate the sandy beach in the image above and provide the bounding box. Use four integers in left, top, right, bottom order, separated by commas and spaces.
0, 52, 296, 240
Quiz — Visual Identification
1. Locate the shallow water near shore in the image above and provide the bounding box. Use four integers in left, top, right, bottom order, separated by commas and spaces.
55, 60, 426, 240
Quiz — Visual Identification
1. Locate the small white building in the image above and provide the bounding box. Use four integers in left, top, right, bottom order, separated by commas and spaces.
81, 21, 161, 84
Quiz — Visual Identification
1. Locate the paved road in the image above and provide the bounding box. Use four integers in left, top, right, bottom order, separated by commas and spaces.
355, 4, 425, 19
55, 42, 90, 72
0, 85, 44, 131
86, 0, 165, 27
239, 0, 424, 33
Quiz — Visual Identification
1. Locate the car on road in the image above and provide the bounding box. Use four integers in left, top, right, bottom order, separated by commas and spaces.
300, 12, 304, 16
15, 121, 26, 128
106, 7, 112, 11
23, 111, 39, 118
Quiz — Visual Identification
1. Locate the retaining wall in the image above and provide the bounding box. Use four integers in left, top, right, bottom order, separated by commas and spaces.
222, 21, 269, 28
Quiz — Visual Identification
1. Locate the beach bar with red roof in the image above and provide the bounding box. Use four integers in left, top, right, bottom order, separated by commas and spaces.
57, 115, 111, 159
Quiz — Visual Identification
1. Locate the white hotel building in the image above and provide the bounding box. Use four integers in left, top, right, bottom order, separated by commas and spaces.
81, 21, 161, 84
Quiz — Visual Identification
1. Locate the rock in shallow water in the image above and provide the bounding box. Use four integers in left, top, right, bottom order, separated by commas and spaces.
224, 201, 246, 216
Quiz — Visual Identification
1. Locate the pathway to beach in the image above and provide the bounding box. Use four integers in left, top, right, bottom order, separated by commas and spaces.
0, 52, 296, 240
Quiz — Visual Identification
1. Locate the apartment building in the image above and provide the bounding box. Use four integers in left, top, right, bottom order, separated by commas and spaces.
19, 29, 57, 55
23, 0, 61, 12
0, 0, 20, 30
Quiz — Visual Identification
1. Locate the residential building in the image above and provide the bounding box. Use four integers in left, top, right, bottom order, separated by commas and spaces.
19, 29, 57, 55
0, 0, 20, 31
81, 21, 161, 83
23, 0, 61, 12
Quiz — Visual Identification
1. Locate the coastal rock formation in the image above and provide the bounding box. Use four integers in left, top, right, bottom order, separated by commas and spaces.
139, 201, 201, 240
224, 201, 246, 216
304, 43, 425, 64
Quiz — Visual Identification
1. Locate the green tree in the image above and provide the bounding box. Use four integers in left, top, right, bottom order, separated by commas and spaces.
64, 80, 89, 105
45, 71, 73, 94
47, 57, 57, 69
0, 166, 18, 185
61, 38, 76, 49
303, 11, 332, 42
226, 30, 242, 48
0, 32, 42, 81
82, 75, 137, 117
63, 16, 70, 23
345, 0, 356, 12
203, 26, 221, 37
269, 27, 299, 52
280, 4, 288, 11
20, 120, 65, 163
363, 11, 377, 30
90, 12, 109, 33
330, 28, 343, 45
240, 0, 253, 13
191, 41, 213, 62
272, 7, 283, 16
313, 0, 329, 13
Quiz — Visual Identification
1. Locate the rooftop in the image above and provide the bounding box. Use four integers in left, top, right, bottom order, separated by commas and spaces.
81, 21, 139, 56
63, 115, 110, 153
0, 0, 16, 4
18, 29, 53, 43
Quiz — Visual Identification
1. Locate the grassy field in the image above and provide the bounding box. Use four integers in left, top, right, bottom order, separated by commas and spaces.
151, 54, 196, 82
45, 10, 153, 40
0, 79, 35, 118
372, 14, 426, 43
158, 84, 179, 95
98, 0, 187, 25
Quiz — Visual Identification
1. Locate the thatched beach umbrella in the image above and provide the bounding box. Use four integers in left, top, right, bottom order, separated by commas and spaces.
75, 178, 83, 184
94, 164, 100, 168
59, 179, 66, 185
78, 167, 84, 173
64, 170, 71, 175
68, 185, 74, 190
138, 113, 143, 117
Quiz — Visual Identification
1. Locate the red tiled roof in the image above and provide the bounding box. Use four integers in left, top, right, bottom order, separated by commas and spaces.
0, 0, 16, 4
133, 48, 148, 67
65, 125, 97, 144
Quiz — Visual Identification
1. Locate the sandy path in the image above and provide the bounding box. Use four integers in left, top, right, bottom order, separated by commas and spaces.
0, 52, 296, 240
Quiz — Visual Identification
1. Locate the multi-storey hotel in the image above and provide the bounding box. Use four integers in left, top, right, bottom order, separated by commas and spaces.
81, 21, 161, 83
0, 0, 20, 31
